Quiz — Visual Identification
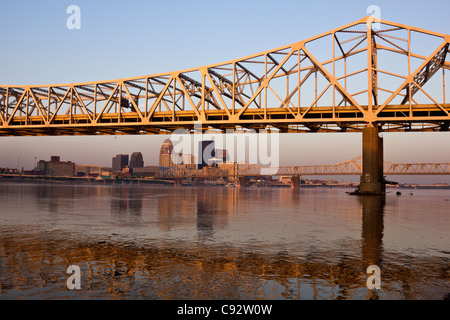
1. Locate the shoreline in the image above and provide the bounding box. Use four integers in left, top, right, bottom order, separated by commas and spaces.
1, 176, 449, 189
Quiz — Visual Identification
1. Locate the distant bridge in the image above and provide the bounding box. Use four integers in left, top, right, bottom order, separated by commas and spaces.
156, 157, 450, 178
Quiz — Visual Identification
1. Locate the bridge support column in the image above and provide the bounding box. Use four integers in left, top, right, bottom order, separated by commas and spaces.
359, 126, 385, 195
291, 175, 301, 190
238, 176, 247, 188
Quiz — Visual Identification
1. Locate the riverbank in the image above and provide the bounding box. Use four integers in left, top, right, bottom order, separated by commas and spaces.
1, 175, 450, 189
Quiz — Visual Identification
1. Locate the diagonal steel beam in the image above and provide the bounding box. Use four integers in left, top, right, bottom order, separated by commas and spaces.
121, 83, 145, 121
95, 84, 119, 122
278, 69, 314, 110
401, 43, 449, 105
72, 87, 94, 122
236, 48, 296, 118
49, 87, 71, 123
146, 77, 174, 121
301, 46, 365, 114
376, 40, 450, 115
6, 89, 27, 124
174, 75, 202, 119
0, 89, 6, 124
29, 89, 49, 124
412, 80, 449, 116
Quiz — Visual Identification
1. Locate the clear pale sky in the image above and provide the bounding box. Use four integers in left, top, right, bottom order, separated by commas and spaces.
0, 0, 449, 184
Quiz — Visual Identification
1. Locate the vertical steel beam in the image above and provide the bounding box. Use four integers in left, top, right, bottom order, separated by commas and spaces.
443, 68, 446, 105
367, 23, 374, 113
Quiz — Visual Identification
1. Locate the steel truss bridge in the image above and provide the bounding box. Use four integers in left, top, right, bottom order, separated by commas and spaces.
1, 16, 450, 136
156, 156, 450, 178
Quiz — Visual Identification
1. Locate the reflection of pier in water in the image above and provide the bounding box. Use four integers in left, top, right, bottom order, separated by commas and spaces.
361, 195, 385, 267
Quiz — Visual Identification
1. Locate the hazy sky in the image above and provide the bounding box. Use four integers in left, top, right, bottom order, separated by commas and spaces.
0, 0, 449, 184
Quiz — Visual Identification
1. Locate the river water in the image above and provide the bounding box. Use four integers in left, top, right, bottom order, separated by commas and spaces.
0, 182, 449, 300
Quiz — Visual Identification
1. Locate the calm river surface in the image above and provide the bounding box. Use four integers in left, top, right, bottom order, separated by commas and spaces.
0, 182, 449, 300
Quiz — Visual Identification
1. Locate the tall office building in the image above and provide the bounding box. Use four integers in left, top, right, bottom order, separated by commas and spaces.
159, 139, 174, 167
129, 152, 144, 169
112, 154, 129, 172
198, 140, 215, 169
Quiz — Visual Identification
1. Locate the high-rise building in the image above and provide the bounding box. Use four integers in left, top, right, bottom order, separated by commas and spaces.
159, 139, 174, 167
198, 140, 215, 169
129, 152, 144, 169
112, 154, 129, 172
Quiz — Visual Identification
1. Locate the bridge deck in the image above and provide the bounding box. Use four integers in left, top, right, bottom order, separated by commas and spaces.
1, 103, 449, 136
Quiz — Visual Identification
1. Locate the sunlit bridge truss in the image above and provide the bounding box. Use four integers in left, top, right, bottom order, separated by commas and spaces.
1, 16, 450, 136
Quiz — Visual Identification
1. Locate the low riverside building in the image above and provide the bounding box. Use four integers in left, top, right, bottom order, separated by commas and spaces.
75, 164, 101, 176
37, 156, 75, 177
132, 166, 161, 178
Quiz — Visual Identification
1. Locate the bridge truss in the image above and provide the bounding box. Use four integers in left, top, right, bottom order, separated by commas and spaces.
1, 17, 450, 136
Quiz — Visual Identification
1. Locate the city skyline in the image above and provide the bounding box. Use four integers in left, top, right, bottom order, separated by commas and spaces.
0, 0, 449, 184
1, 132, 449, 185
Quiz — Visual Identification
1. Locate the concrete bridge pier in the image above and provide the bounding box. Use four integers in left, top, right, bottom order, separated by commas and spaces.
359, 126, 385, 195
291, 175, 301, 190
